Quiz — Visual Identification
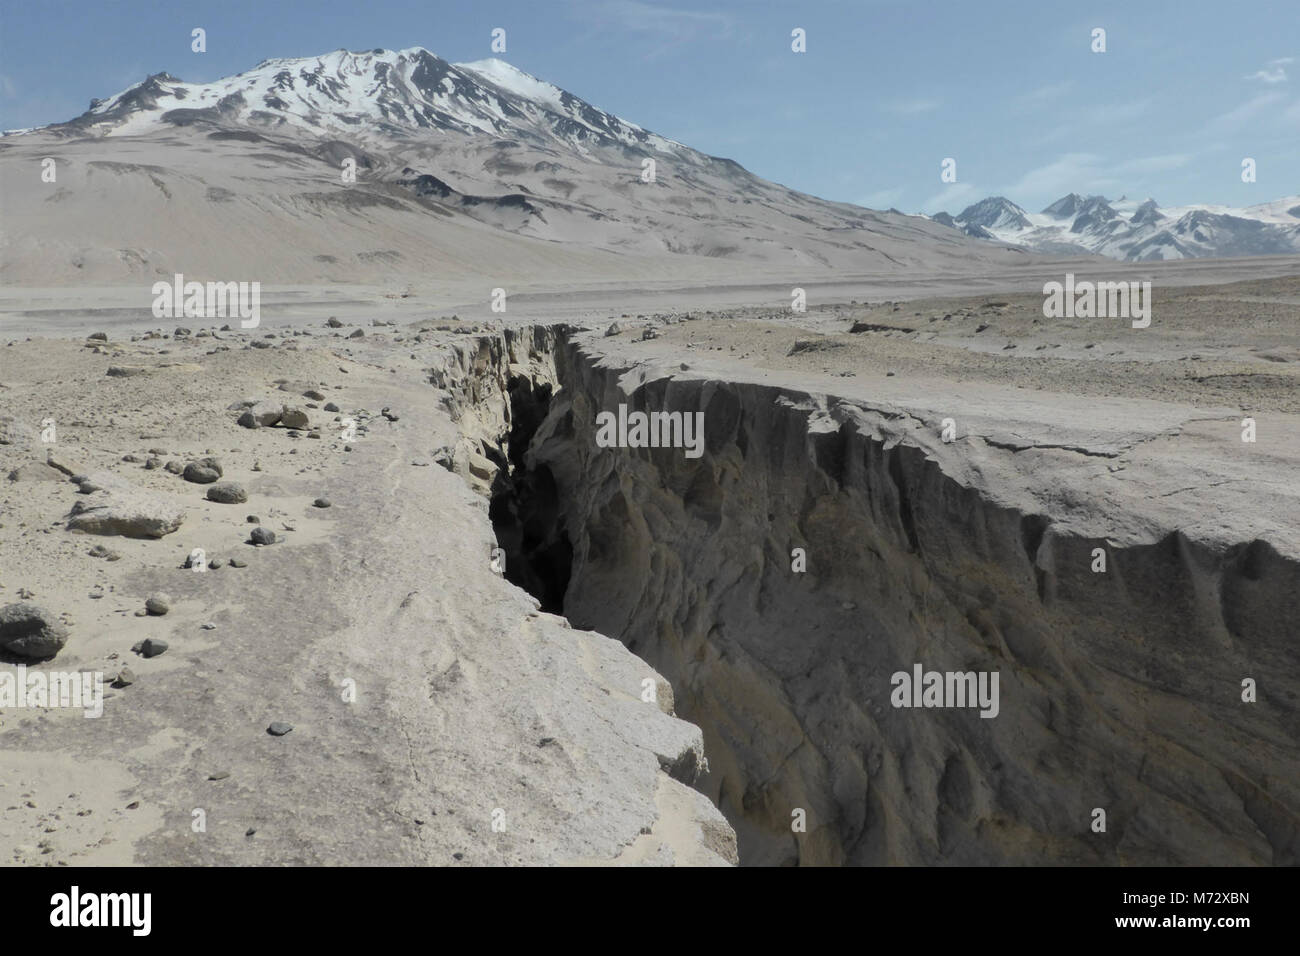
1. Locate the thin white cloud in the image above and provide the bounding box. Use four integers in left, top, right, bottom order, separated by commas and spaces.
1114, 153, 1191, 174
1203, 90, 1288, 134
571, 0, 734, 39
1244, 56, 1293, 84
857, 187, 904, 209
1082, 97, 1154, 124
1012, 81, 1074, 109
919, 182, 978, 215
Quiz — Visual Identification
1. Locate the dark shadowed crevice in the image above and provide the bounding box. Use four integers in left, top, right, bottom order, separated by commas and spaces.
488, 373, 574, 614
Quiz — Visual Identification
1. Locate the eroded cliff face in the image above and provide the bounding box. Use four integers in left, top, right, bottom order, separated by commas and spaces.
433, 325, 1300, 867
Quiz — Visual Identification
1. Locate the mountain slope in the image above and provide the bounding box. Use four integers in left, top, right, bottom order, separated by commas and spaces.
0, 47, 1032, 287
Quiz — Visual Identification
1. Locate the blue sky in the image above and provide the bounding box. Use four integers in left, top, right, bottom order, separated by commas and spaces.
1, 0, 1296, 213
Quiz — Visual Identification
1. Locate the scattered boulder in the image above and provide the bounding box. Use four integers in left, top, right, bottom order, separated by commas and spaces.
67, 483, 185, 539
348, 328, 364, 339
87, 332, 108, 342
7, 462, 64, 483
267, 722, 293, 736
133, 638, 168, 658
164, 460, 185, 475
323, 402, 340, 413
228, 557, 248, 568
326, 317, 343, 328
106, 365, 148, 377
604, 322, 622, 337
144, 457, 162, 470
0, 603, 70, 658
303, 389, 326, 401
313, 497, 331, 509
112, 667, 136, 688
279, 406, 310, 429
183, 457, 223, 484
206, 482, 248, 504
145, 593, 171, 616
249, 526, 276, 546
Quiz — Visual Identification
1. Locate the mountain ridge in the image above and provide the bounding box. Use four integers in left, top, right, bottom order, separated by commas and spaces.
931, 191, 1300, 260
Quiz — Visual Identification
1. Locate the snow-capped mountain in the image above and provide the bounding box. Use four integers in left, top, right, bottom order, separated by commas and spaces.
59, 48, 690, 159
1, 47, 1021, 285
930, 193, 1300, 260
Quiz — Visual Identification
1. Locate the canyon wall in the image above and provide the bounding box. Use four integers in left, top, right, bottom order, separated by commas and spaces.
434, 325, 1300, 866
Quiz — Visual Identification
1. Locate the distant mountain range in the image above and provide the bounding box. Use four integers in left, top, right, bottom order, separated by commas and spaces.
928, 194, 1300, 260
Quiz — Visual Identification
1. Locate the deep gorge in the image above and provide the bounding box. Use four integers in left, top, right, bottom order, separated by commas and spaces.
429, 324, 1300, 867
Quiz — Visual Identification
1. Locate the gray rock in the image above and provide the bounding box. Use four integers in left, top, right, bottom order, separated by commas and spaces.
323, 402, 340, 413
326, 317, 343, 328
164, 460, 185, 475
144, 457, 162, 470
313, 497, 331, 509
249, 526, 276, 546
112, 667, 135, 687
106, 365, 148, 377
267, 722, 293, 736
228, 557, 248, 568
133, 638, 169, 658
0, 603, 70, 658
236, 410, 259, 429
145, 593, 171, 615
279, 406, 310, 429
7, 462, 64, 483
67, 486, 185, 539
348, 328, 364, 339
303, 389, 326, 401
206, 482, 248, 504
183, 457, 223, 484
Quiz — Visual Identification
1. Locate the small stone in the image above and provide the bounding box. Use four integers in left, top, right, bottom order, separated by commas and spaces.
228, 557, 247, 568
267, 722, 293, 736
208, 770, 231, 780
246, 515, 260, 523
348, 328, 364, 339
236, 410, 259, 429
323, 402, 340, 413
144, 457, 162, 470
207, 558, 225, 569
88, 544, 121, 561
112, 667, 135, 687
303, 389, 326, 401
312, 497, 331, 509
326, 317, 343, 328
144, 593, 171, 615
164, 460, 185, 475
249, 526, 276, 546
201, 622, 217, 630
